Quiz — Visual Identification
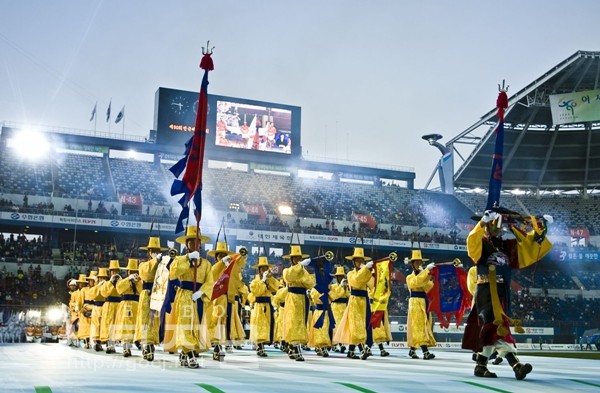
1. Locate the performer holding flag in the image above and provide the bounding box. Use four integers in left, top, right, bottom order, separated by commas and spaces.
369, 255, 392, 357
462, 82, 553, 380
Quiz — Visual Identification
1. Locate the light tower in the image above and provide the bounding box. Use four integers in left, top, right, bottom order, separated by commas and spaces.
422, 133, 454, 194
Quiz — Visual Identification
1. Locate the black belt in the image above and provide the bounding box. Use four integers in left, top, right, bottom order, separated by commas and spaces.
332, 298, 349, 304
122, 294, 139, 301
142, 282, 153, 291
287, 286, 307, 295
179, 281, 203, 291
84, 300, 94, 305
93, 301, 105, 307
350, 288, 368, 297
410, 291, 426, 298
105, 296, 121, 303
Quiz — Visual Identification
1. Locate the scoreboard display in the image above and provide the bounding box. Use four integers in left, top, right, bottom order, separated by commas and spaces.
153, 87, 301, 160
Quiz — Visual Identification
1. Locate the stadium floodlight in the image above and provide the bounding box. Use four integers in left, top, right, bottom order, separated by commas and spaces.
278, 205, 294, 215
128, 149, 137, 158
7, 129, 50, 159
46, 307, 64, 324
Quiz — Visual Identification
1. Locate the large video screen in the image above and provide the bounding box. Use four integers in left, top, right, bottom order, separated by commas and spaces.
215, 100, 292, 155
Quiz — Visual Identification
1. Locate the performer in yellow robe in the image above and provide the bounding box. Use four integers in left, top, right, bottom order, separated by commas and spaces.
115, 259, 142, 357
172, 226, 212, 368
271, 279, 288, 353
249, 256, 279, 357
370, 268, 391, 357
405, 249, 436, 360
233, 277, 250, 350
329, 266, 349, 354
333, 247, 374, 360
282, 245, 315, 361
134, 236, 167, 361
76, 273, 93, 348
66, 278, 80, 347
88, 268, 107, 351
207, 241, 239, 361
100, 260, 122, 354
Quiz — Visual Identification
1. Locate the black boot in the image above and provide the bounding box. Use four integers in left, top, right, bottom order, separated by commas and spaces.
505, 353, 532, 380
474, 354, 497, 378
408, 347, 419, 359
290, 345, 304, 361
347, 345, 360, 359
213, 345, 225, 361
421, 345, 435, 360
257, 343, 268, 357
94, 341, 103, 352
378, 343, 390, 357
186, 351, 200, 369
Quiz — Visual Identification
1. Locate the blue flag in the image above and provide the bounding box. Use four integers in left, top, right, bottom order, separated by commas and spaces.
486, 89, 508, 210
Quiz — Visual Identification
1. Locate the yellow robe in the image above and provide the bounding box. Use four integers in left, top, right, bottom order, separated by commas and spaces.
68, 289, 80, 340
134, 258, 160, 345
208, 258, 247, 345
249, 275, 279, 344
271, 287, 288, 343
76, 286, 93, 340
329, 282, 349, 332
369, 277, 392, 344
115, 277, 142, 343
171, 255, 212, 353
88, 281, 106, 341
99, 280, 120, 342
308, 288, 332, 348
333, 267, 372, 345
406, 268, 436, 348
282, 264, 315, 345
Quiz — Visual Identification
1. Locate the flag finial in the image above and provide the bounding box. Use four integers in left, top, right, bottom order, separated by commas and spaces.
498, 79, 509, 92
200, 40, 215, 71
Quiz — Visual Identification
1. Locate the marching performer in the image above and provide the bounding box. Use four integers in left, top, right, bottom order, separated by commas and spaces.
271, 278, 288, 353
76, 272, 94, 349
172, 226, 212, 369
370, 258, 392, 357
462, 210, 552, 380
100, 259, 122, 354
405, 249, 436, 360
88, 268, 108, 351
306, 253, 335, 357
249, 256, 279, 357
282, 245, 315, 361
333, 247, 373, 360
66, 278, 80, 347
207, 241, 241, 361
115, 259, 142, 357
134, 236, 167, 361
329, 266, 349, 354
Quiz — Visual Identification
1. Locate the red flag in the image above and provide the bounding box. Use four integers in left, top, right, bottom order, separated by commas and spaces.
210, 254, 240, 301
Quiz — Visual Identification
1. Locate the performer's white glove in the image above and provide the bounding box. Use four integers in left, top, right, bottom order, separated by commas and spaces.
426, 263, 435, 271
365, 261, 374, 269
340, 278, 348, 287
222, 255, 232, 267
155, 253, 162, 261
306, 289, 313, 297
128, 273, 137, 281
110, 274, 119, 284
299, 258, 311, 266
191, 289, 204, 302
481, 210, 498, 223
543, 214, 554, 224
261, 271, 269, 282
188, 251, 200, 260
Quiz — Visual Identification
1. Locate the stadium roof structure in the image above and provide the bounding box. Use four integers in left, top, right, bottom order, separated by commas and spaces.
448, 50, 600, 194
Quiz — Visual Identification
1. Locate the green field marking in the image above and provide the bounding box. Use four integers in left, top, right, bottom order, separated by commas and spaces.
569, 379, 600, 388
458, 380, 513, 393
34, 387, 53, 393
196, 383, 226, 393
334, 382, 378, 393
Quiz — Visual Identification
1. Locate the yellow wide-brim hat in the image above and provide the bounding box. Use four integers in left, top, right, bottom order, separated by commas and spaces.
86, 271, 98, 280
282, 244, 309, 259
208, 241, 235, 257
251, 256, 274, 269
139, 236, 168, 251
125, 258, 139, 271
175, 225, 211, 245
108, 260, 122, 270
76, 274, 88, 283
405, 249, 429, 263
345, 247, 372, 261
330, 266, 346, 276
97, 267, 109, 278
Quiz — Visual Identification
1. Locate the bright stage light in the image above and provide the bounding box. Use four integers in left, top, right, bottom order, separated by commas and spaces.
7, 129, 50, 159
46, 307, 65, 323
278, 205, 293, 216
